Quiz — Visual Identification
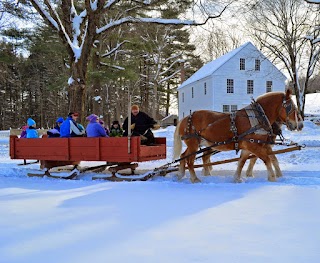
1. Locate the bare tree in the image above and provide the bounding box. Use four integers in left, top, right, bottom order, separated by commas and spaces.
25, 0, 228, 120
137, 25, 184, 118
245, 0, 320, 118
194, 26, 241, 62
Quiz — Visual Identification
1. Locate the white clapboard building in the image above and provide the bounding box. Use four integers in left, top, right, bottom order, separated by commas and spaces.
177, 42, 286, 119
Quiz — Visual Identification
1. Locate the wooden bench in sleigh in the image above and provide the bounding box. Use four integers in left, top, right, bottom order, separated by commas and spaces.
9, 135, 166, 181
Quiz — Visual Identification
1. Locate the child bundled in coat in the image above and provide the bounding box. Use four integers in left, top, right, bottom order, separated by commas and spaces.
26, 118, 39, 138
47, 117, 64, 138
20, 125, 28, 138
109, 120, 123, 137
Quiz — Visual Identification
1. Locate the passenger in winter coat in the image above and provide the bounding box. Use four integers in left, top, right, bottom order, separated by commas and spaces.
109, 120, 123, 137
60, 112, 85, 138
77, 123, 85, 134
26, 118, 39, 138
99, 119, 110, 136
20, 125, 28, 138
123, 105, 160, 145
47, 117, 64, 138
86, 114, 108, 138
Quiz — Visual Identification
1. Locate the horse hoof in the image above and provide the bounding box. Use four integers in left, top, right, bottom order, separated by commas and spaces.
176, 174, 184, 181
234, 177, 243, 183
268, 176, 276, 182
202, 169, 212, 176
191, 177, 201, 183
246, 173, 254, 177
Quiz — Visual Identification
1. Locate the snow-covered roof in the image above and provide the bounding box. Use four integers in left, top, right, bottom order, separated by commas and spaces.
161, 114, 178, 121
178, 42, 253, 89
178, 41, 288, 90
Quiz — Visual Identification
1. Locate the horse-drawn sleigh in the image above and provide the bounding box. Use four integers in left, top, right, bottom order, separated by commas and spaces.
10, 135, 167, 181
9, 90, 303, 182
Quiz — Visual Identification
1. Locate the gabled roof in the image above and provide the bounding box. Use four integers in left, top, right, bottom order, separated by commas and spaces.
178, 42, 259, 90
161, 114, 178, 121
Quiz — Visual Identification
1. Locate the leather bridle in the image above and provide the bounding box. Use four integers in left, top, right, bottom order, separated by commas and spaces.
281, 96, 300, 130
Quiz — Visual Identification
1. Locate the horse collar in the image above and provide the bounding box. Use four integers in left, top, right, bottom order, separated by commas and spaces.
181, 112, 202, 141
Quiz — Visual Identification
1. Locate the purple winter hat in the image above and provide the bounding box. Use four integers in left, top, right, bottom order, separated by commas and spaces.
86, 114, 98, 123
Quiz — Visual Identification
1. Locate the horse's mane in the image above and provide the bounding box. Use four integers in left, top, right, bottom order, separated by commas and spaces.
256, 91, 285, 101
255, 91, 284, 102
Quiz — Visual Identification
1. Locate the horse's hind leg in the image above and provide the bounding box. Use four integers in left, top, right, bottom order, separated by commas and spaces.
202, 151, 212, 176
187, 154, 201, 183
250, 146, 276, 182
265, 157, 276, 182
177, 149, 187, 180
234, 150, 251, 183
245, 154, 281, 178
270, 154, 282, 177
179, 140, 201, 183
246, 156, 257, 177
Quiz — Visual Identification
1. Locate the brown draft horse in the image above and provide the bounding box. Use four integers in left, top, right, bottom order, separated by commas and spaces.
173, 89, 304, 183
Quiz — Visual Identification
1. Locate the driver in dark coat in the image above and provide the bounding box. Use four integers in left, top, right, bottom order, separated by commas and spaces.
123, 105, 160, 145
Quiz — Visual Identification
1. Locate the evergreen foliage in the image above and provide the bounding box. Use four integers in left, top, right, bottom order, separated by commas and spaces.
0, 0, 202, 129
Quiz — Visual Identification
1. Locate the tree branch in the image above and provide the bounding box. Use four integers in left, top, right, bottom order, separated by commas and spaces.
29, 0, 59, 30
97, 4, 228, 34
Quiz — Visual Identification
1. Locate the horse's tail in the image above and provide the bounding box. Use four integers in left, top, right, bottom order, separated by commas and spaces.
173, 120, 183, 161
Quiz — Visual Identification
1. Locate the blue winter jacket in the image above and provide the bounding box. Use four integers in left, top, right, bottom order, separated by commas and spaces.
86, 122, 108, 137
60, 117, 84, 138
26, 127, 39, 138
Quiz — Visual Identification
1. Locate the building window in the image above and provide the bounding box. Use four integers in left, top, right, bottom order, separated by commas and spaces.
223, 105, 238, 113
255, 59, 260, 71
247, 80, 254, 94
266, 81, 272, 92
240, 58, 245, 70
227, 79, 234, 93
192, 87, 194, 98
182, 92, 184, 102
231, 105, 238, 112
204, 82, 207, 95
223, 105, 230, 112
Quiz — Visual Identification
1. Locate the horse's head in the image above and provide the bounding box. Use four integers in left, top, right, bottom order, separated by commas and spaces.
278, 89, 304, 131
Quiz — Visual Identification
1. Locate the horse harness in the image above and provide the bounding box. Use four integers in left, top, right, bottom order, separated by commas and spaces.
282, 96, 299, 129
181, 99, 286, 154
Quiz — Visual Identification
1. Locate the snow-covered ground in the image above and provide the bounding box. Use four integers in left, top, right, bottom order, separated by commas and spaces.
0, 122, 320, 263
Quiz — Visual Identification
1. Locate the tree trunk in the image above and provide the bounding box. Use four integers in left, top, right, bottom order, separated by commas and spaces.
68, 59, 88, 123
141, 59, 149, 111
152, 84, 157, 119
91, 52, 103, 116
69, 82, 86, 123
165, 82, 170, 116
